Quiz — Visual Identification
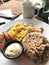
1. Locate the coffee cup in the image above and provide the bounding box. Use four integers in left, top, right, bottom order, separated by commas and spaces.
22, 0, 39, 19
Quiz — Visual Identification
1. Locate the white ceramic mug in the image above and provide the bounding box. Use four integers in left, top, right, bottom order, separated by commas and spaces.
22, 1, 39, 19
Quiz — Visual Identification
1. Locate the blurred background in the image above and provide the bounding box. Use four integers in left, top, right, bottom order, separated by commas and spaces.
0, 0, 49, 23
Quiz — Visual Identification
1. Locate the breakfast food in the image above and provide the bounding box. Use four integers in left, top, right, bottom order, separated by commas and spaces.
8, 23, 43, 41
3, 32, 12, 42
5, 43, 22, 58
0, 23, 43, 51
22, 32, 49, 63
0, 22, 49, 63
0, 34, 6, 50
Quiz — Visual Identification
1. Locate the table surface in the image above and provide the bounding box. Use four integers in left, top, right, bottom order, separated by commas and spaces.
0, 14, 49, 28
0, 14, 23, 27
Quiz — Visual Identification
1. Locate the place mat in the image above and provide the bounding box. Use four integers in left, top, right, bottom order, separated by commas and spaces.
0, 1, 22, 18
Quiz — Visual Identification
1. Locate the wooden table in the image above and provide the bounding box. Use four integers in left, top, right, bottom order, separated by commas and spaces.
35, 16, 48, 23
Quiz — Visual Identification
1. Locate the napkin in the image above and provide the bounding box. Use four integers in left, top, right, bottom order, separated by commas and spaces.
0, 18, 11, 24
0, 9, 14, 25
0, 9, 14, 18
0, 9, 13, 25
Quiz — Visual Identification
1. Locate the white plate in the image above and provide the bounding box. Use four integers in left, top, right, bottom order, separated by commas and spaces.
0, 19, 49, 65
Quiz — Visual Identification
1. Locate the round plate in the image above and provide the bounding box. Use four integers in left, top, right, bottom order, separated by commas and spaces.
0, 19, 49, 65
